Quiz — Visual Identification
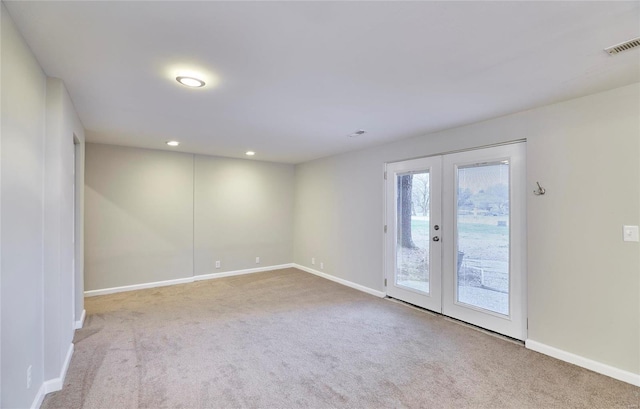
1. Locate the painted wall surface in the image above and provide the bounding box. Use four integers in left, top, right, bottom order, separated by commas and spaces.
85, 144, 195, 290
44, 78, 85, 380
74, 140, 85, 325
1, 6, 86, 407
293, 83, 640, 376
525, 84, 639, 376
84, 145, 294, 290
1, 4, 46, 407
194, 154, 294, 275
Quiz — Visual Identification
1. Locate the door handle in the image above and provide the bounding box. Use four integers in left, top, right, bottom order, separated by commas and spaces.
433, 236, 440, 242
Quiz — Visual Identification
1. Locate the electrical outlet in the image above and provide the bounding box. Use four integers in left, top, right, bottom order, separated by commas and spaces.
215, 260, 221, 269
255, 256, 260, 264
311, 257, 315, 265
320, 262, 324, 270
27, 365, 32, 389
623, 225, 639, 242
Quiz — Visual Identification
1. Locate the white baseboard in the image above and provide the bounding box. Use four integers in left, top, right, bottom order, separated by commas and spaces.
44, 343, 74, 393
74, 309, 86, 329
85, 276, 194, 297
194, 263, 294, 281
85, 264, 296, 297
83, 264, 385, 300
31, 343, 75, 408
65, 264, 640, 392
60, 343, 74, 387
525, 339, 640, 387
30, 383, 46, 409
293, 264, 386, 298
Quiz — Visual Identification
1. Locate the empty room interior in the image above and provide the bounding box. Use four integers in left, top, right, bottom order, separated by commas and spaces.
2, 1, 640, 408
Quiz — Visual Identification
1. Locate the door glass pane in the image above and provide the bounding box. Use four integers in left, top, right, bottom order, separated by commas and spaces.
456, 161, 509, 315
396, 172, 430, 293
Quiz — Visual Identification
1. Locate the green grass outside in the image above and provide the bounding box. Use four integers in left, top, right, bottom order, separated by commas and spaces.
411, 219, 508, 236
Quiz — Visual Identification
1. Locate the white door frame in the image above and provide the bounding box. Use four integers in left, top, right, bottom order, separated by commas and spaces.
385, 156, 442, 312
441, 143, 527, 340
384, 142, 527, 340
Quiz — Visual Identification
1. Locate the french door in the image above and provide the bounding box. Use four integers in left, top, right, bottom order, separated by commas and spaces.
385, 143, 526, 340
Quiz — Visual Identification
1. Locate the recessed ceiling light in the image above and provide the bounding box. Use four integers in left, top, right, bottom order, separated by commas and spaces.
166, 141, 180, 147
176, 76, 205, 88
245, 151, 255, 156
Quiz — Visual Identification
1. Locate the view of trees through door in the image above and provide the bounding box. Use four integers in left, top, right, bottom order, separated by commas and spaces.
396, 167, 510, 313
389, 144, 525, 338
396, 173, 431, 293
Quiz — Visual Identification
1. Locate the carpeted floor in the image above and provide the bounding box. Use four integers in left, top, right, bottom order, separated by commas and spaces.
43, 268, 638, 408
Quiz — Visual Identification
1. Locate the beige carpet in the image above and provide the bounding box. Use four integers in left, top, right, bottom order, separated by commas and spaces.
43, 268, 638, 408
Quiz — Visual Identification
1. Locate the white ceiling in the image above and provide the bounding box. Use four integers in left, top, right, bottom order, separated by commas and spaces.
5, 1, 640, 164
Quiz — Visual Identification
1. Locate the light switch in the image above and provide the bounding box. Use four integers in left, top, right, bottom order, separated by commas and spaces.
623, 225, 639, 242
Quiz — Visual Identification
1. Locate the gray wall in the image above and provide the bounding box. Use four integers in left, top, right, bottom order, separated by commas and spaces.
1, 5, 46, 406
294, 83, 640, 376
74, 137, 86, 325
85, 144, 194, 290
525, 85, 639, 375
3, 4, 636, 406
84, 144, 294, 290
194, 154, 294, 275
1, 4, 85, 408
44, 78, 86, 380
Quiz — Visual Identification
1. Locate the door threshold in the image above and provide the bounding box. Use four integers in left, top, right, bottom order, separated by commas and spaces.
384, 296, 524, 346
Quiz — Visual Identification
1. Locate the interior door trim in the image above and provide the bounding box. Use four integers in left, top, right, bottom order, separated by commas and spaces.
385, 139, 526, 166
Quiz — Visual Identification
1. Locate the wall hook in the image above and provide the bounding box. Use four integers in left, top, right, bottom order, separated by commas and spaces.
533, 181, 546, 196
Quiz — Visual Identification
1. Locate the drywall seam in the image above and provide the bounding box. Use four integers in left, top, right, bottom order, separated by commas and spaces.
192, 154, 195, 279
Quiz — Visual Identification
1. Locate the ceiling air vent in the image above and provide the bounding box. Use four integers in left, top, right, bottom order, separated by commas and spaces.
604, 37, 640, 55
348, 129, 367, 137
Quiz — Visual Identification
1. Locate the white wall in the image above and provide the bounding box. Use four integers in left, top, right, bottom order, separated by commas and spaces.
1, 4, 86, 407
293, 83, 640, 377
84, 144, 294, 291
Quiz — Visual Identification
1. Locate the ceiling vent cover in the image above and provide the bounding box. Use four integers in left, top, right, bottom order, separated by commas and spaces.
348, 129, 367, 137
604, 37, 640, 55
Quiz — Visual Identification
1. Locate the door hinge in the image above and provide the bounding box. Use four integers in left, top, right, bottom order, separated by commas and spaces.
384, 278, 387, 287
384, 225, 387, 233
526, 319, 528, 330
384, 171, 387, 180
